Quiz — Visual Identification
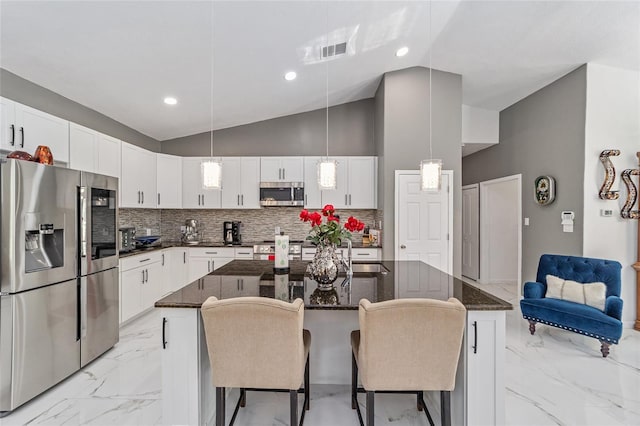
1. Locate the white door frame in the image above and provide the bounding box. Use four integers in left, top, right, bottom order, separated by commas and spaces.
479, 174, 522, 292
394, 170, 454, 274
462, 183, 480, 280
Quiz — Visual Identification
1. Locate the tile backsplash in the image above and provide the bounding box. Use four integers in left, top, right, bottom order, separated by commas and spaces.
120, 208, 376, 244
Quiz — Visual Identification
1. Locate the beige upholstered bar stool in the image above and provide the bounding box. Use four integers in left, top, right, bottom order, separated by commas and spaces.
351, 298, 466, 426
201, 297, 311, 426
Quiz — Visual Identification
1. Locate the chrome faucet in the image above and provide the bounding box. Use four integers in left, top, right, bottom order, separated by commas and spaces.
340, 240, 353, 288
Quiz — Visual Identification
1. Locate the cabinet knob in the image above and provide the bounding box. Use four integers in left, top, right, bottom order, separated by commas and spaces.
400, 245, 406, 249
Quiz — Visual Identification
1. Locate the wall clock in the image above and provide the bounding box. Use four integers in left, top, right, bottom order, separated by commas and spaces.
534, 175, 556, 206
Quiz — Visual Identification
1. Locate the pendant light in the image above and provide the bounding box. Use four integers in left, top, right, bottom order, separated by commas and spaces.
420, 0, 442, 192
202, 0, 222, 190
317, 3, 337, 190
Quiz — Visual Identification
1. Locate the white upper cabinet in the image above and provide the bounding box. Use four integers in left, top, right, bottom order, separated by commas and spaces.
157, 153, 182, 208
0, 98, 70, 164
182, 157, 221, 209
260, 157, 304, 182
120, 142, 157, 208
312, 156, 377, 209
69, 124, 121, 178
69, 123, 97, 172
303, 157, 322, 209
221, 157, 261, 209
96, 133, 121, 178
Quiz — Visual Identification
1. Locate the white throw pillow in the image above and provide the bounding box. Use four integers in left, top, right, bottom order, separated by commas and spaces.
545, 275, 607, 312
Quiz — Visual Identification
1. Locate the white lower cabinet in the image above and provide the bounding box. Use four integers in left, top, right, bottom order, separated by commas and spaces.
188, 247, 234, 282
120, 252, 163, 323
462, 310, 506, 426
302, 247, 381, 261
220, 276, 260, 298
165, 248, 189, 293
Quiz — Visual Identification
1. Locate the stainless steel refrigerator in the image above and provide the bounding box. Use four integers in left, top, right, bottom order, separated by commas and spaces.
0, 159, 119, 416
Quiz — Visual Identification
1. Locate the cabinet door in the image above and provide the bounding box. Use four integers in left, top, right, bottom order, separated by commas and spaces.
220, 276, 241, 299
240, 157, 260, 209
97, 133, 121, 178
157, 154, 182, 208
348, 157, 376, 208
138, 149, 157, 208
0, 97, 16, 151
69, 123, 97, 172
281, 157, 304, 182
260, 157, 281, 182
466, 311, 506, 426
350, 277, 376, 305
182, 158, 203, 208
141, 262, 163, 310
303, 157, 322, 209
169, 249, 189, 292
239, 276, 260, 296
121, 142, 143, 207
212, 257, 234, 270
319, 157, 348, 208
188, 257, 212, 282
121, 266, 144, 322
15, 102, 70, 164
221, 157, 242, 208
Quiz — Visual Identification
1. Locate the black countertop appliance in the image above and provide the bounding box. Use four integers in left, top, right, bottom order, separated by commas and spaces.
223, 221, 242, 245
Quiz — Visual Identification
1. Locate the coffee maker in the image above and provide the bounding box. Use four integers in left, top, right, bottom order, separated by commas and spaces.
223, 221, 242, 245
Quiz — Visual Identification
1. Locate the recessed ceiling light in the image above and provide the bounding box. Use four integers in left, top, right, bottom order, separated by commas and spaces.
163, 97, 177, 105
395, 47, 409, 57
284, 71, 297, 81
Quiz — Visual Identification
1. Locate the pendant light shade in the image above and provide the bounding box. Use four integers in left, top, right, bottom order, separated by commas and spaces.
420, 159, 442, 191
420, 0, 442, 192
202, 158, 222, 190
317, 159, 337, 190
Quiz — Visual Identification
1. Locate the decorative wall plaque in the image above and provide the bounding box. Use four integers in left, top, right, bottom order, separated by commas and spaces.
534, 176, 556, 206
621, 167, 639, 219
599, 150, 621, 200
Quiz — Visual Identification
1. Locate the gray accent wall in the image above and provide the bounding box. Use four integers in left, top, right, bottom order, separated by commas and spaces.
0, 68, 161, 152
161, 99, 375, 156
376, 67, 463, 275
462, 65, 587, 282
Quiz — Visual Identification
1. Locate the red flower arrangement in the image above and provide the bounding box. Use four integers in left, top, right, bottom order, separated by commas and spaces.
300, 204, 365, 246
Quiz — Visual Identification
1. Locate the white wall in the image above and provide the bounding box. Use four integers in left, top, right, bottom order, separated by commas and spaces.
584, 63, 640, 326
462, 104, 499, 144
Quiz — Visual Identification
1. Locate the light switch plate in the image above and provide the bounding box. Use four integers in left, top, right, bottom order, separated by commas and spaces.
524, 217, 530, 226
600, 209, 613, 217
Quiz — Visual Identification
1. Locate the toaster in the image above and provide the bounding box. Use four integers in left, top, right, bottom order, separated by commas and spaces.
119, 226, 136, 253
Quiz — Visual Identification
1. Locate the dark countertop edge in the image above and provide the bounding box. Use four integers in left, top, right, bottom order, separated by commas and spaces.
119, 242, 258, 258
154, 302, 512, 311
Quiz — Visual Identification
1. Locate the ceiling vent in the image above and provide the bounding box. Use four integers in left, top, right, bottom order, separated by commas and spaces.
322, 42, 347, 58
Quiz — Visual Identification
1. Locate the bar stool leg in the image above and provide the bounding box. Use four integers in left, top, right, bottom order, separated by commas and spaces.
290, 390, 298, 426
366, 391, 375, 426
417, 391, 423, 411
304, 356, 310, 411
351, 353, 358, 409
440, 391, 451, 426
216, 387, 226, 426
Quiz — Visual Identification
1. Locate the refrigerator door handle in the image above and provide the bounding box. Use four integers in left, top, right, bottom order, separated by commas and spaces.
79, 186, 88, 258
81, 278, 88, 339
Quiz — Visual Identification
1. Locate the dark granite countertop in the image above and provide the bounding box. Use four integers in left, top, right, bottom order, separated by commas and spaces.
301, 242, 381, 249
119, 241, 259, 258
155, 260, 512, 311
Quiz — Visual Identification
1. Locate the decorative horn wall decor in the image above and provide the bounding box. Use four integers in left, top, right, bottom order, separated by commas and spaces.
620, 153, 640, 220
599, 149, 621, 200
632, 152, 640, 332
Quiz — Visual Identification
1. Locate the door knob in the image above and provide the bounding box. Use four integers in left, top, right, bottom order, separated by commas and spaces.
400, 245, 406, 249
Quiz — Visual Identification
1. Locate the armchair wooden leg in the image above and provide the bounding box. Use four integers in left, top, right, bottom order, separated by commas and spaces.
600, 341, 611, 358
304, 355, 310, 411
528, 320, 537, 335
366, 391, 375, 426
216, 387, 226, 426
290, 390, 298, 426
351, 353, 358, 410
440, 391, 451, 426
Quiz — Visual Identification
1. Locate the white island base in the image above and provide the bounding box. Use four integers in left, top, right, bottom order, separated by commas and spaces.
159, 308, 505, 426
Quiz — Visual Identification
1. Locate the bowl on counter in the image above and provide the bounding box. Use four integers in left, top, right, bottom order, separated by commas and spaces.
135, 236, 161, 248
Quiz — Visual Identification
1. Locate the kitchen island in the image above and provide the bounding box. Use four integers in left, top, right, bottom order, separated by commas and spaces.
155, 260, 511, 425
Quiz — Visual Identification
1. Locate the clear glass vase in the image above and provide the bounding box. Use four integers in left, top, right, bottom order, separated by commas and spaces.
306, 243, 341, 290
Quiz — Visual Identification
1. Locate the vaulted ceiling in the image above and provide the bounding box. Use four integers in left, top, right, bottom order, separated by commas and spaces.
1, 1, 638, 141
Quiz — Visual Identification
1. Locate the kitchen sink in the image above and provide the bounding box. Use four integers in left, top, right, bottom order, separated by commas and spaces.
350, 263, 389, 274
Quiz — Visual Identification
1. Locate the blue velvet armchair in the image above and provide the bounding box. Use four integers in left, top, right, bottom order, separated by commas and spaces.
520, 254, 623, 357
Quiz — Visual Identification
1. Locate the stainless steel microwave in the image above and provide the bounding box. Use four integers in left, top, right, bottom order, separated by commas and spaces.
259, 182, 304, 206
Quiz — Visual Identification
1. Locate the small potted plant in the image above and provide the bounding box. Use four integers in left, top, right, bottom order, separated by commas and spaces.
300, 204, 365, 288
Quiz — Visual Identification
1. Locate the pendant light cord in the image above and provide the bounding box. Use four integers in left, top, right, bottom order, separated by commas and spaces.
325, 1, 329, 160
428, 0, 433, 161
210, 0, 214, 159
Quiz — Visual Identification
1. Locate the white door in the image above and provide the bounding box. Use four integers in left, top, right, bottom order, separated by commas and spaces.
15, 102, 70, 163
0, 97, 17, 151
69, 123, 97, 172
396, 171, 452, 274
157, 154, 182, 208
462, 184, 480, 280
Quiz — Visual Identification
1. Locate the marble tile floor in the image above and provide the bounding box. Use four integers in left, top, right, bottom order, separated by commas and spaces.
1, 282, 639, 425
